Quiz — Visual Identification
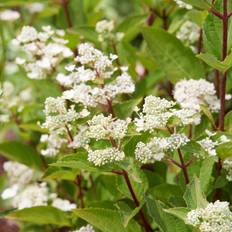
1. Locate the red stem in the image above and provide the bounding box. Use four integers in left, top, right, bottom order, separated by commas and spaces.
210, 8, 223, 19
61, 0, 73, 28
218, 0, 228, 131
115, 170, 153, 232
76, 175, 84, 208
177, 149, 189, 184
65, 125, 73, 142
197, 29, 203, 54
146, 10, 156, 26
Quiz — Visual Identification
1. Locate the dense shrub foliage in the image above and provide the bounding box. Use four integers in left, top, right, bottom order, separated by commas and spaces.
1, 0, 232, 232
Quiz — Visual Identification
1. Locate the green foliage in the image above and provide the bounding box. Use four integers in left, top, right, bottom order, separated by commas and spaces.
143, 27, 204, 81
74, 208, 140, 232
6, 206, 72, 226
1, 0, 232, 231
0, 141, 43, 170
183, 177, 208, 209
181, 0, 211, 10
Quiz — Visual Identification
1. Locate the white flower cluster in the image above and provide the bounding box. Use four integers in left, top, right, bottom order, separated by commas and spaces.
173, 79, 220, 113
174, 0, 193, 10
134, 95, 200, 132
135, 134, 189, 164
186, 200, 232, 232
0, 9, 20, 21
0, 81, 32, 123
50, 193, 76, 211
171, 108, 201, 125
14, 26, 73, 79
223, 158, 232, 181
88, 147, 125, 166
135, 139, 165, 164
1, 161, 34, 199
72, 225, 95, 232
12, 183, 49, 209
26, 2, 44, 14
42, 97, 79, 132
197, 131, 229, 158
57, 43, 135, 107
69, 126, 90, 149
95, 19, 124, 42
41, 96, 89, 156
176, 21, 200, 51
1, 161, 76, 210
40, 132, 68, 157
87, 114, 131, 140
134, 96, 175, 132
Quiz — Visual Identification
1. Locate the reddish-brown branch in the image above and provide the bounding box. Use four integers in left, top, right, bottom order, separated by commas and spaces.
218, 0, 228, 131
228, 11, 232, 18
197, 29, 203, 53
112, 170, 153, 232
188, 124, 193, 139
75, 175, 84, 208
177, 149, 189, 184
167, 158, 182, 168
210, 8, 223, 19
107, 99, 115, 117
61, 0, 73, 28
146, 10, 156, 26
65, 125, 73, 142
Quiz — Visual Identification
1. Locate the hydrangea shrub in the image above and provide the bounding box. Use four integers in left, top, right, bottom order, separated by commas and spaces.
0, 0, 232, 232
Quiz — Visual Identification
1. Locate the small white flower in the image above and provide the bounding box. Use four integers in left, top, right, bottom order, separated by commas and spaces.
186, 201, 232, 232
88, 148, 125, 166
174, 79, 220, 112
223, 158, 232, 181
0, 10, 20, 21
177, 21, 200, 46
96, 20, 114, 34
174, 0, 193, 9
12, 183, 49, 209
17, 26, 38, 43
72, 225, 95, 232
26, 3, 44, 13
52, 197, 76, 211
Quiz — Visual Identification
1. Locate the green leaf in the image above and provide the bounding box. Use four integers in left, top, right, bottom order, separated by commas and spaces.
225, 111, 232, 132
203, 9, 222, 59
19, 123, 48, 133
143, 27, 204, 81
216, 142, 232, 159
199, 157, 216, 194
73, 208, 140, 232
164, 207, 189, 222
114, 98, 142, 119
117, 14, 146, 42
116, 163, 148, 202
6, 206, 71, 226
115, 201, 143, 227
50, 153, 101, 172
181, 0, 211, 10
200, 104, 216, 128
149, 184, 183, 206
74, 26, 100, 45
183, 176, 208, 209
203, 1, 232, 59
197, 53, 232, 72
43, 167, 78, 181
0, 141, 43, 170
146, 198, 192, 232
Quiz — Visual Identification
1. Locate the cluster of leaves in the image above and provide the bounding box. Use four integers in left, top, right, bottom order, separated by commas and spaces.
1, 0, 232, 232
